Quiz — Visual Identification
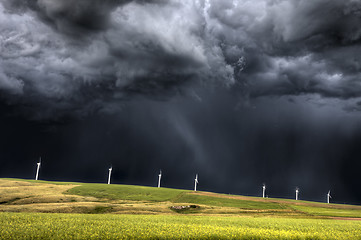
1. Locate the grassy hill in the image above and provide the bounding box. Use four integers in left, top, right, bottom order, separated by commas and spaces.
1, 178, 360, 218
1, 178, 361, 239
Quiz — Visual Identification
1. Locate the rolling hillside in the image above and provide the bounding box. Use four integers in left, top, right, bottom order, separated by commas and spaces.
1, 178, 360, 218
1, 178, 361, 239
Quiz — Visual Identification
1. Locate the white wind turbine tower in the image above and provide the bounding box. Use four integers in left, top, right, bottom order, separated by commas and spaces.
295, 187, 299, 201
262, 184, 266, 198
35, 157, 41, 180
327, 190, 332, 204
194, 174, 198, 191
158, 170, 162, 188
107, 166, 112, 184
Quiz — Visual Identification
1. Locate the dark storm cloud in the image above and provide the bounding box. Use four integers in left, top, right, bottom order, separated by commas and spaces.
206, 0, 361, 100
2, 0, 168, 32
2, 0, 361, 204
1, 0, 361, 118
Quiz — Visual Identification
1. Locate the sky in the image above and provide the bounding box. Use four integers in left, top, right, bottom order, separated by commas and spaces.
0, 0, 361, 204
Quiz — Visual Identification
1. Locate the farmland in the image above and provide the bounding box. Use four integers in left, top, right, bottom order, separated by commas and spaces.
1, 213, 361, 240
0, 178, 361, 239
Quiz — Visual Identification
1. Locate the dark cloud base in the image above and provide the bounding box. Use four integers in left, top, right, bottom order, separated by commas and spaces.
1, 93, 361, 204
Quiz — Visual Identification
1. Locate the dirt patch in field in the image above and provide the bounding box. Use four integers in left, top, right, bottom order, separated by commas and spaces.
0, 202, 110, 213
329, 217, 361, 221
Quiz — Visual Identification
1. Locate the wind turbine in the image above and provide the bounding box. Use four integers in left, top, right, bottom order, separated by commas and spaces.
295, 187, 299, 200
107, 166, 112, 184
35, 157, 41, 180
158, 170, 162, 188
327, 190, 332, 204
262, 184, 266, 198
194, 174, 198, 191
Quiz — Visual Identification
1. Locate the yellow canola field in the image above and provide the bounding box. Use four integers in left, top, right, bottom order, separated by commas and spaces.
1, 212, 361, 240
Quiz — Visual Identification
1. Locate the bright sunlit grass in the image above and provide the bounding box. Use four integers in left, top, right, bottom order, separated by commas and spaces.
1, 178, 361, 239
67, 183, 188, 202
291, 205, 361, 218
173, 193, 284, 209
1, 212, 361, 240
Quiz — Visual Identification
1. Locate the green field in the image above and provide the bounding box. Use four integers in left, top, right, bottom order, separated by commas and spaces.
1, 213, 361, 240
173, 193, 283, 209
67, 183, 187, 202
1, 178, 361, 239
291, 205, 361, 218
